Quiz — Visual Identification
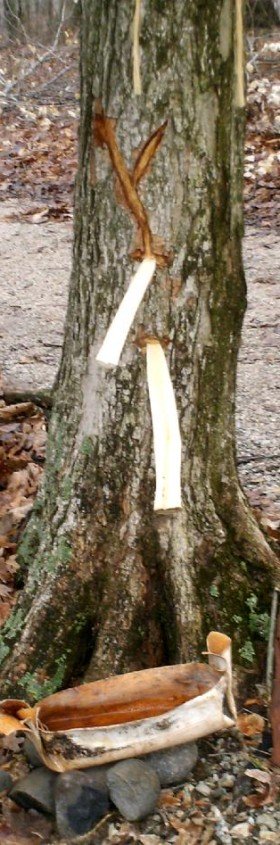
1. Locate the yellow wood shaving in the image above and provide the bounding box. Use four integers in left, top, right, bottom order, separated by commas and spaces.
234, 0, 245, 107
133, 0, 142, 95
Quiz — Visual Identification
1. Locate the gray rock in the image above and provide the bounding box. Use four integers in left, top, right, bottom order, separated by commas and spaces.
211, 787, 226, 799
58, 764, 110, 794
107, 759, 160, 822
231, 822, 251, 839
142, 741, 198, 787
0, 770, 13, 792
23, 737, 43, 768
55, 770, 110, 839
10, 767, 57, 815
195, 781, 211, 797
257, 814, 277, 831
233, 774, 253, 798
220, 774, 235, 789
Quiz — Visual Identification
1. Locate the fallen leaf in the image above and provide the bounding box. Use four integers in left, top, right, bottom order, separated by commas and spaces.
237, 712, 265, 736
243, 786, 271, 808
244, 768, 271, 785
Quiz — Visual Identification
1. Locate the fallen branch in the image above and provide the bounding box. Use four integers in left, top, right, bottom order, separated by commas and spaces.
0, 402, 35, 423
33, 62, 75, 95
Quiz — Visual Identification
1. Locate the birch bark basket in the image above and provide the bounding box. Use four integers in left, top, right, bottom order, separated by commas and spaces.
0, 633, 236, 772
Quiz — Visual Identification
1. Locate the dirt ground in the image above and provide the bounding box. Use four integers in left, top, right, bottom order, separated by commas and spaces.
0, 204, 279, 526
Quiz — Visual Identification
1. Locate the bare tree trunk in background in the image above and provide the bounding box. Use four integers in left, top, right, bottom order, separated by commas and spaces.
0, 0, 279, 702
3, 0, 22, 37
272, 0, 280, 19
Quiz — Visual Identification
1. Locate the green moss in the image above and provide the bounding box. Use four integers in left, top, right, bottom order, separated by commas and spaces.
0, 609, 25, 666
61, 477, 73, 500
56, 537, 72, 565
19, 656, 68, 701
196, 542, 272, 671
81, 436, 94, 457
4, 609, 25, 640
0, 641, 10, 665
17, 513, 43, 572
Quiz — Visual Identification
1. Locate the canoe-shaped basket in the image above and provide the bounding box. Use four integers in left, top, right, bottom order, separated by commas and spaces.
0, 632, 236, 772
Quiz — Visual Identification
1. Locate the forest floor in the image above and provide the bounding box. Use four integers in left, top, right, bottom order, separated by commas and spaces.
0, 25, 279, 845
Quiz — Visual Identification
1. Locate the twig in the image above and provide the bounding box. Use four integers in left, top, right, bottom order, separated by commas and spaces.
33, 62, 75, 94
52, 0, 68, 52
53, 811, 116, 844
267, 588, 280, 694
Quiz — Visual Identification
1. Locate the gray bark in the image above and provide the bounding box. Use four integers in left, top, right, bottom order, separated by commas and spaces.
0, 0, 278, 701
272, 0, 280, 18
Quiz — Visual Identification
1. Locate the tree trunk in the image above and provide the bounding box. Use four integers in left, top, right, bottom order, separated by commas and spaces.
0, 0, 279, 701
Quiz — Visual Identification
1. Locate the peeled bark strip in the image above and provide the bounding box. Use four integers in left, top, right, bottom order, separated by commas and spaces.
206, 631, 237, 720
146, 340, 181, 511
132, 0, 142, 95
96, 258, 156, 366
234, 0, 245, 107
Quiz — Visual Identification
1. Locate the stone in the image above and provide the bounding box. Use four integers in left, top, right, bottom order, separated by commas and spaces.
211, 787, 226, 799
220, 774, 235, 789
0, 770, 13, 792
195, 781, 211, 797
259, 832, 279, 843
10, 767, 57, 815
23, 737, 43, 768
142, 741, 198, 787
257, 814, 277, 831
231, 822, 251, 839
55, 770, 110, 839
107, 759, 160, 822
233, 774, 253, 798
210, 806, 223, 821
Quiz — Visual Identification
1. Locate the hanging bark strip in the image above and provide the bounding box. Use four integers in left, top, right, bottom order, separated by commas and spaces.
146, 339, 181, 512
96, 258, 156, 366
234, 0, 245, 107
132, 0, 142, 95
271, 610, 280, 766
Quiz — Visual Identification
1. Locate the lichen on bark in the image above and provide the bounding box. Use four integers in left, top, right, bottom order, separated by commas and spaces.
0, 0, 279, 700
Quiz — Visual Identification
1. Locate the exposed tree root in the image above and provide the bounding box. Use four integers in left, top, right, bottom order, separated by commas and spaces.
0, 489, 278, 701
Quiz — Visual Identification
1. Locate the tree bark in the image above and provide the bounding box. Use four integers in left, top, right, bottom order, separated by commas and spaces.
0, 0, 279, 700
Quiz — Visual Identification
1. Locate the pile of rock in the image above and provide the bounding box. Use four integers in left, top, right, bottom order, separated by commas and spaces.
1, 739, 198, 840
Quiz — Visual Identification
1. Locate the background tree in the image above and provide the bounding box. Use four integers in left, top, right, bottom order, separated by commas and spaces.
0, 0, 279, 700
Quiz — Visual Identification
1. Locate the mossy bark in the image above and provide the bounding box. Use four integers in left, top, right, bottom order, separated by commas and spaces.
0, 0, 279, 700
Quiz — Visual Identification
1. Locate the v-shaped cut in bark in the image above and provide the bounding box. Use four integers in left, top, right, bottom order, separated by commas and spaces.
93, 111, 169, 266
